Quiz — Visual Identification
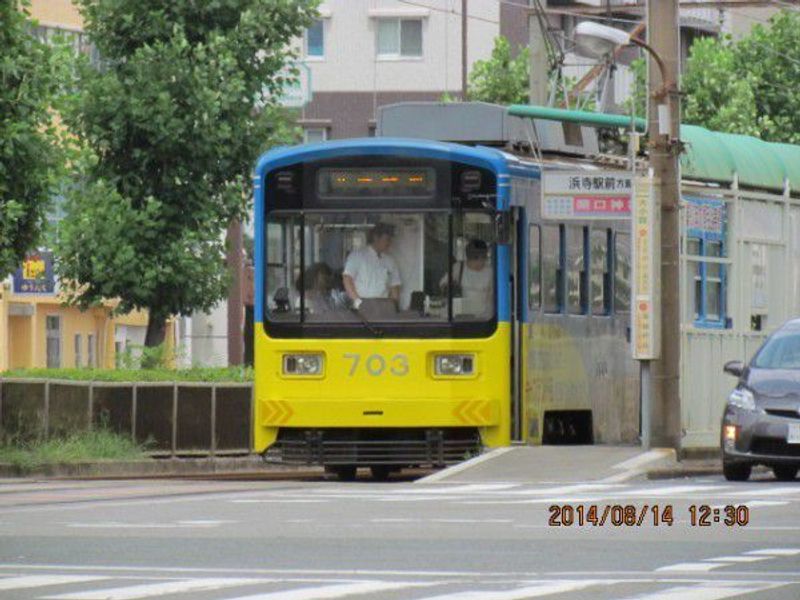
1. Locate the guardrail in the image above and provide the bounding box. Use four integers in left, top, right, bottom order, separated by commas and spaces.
0, 379, 252, 456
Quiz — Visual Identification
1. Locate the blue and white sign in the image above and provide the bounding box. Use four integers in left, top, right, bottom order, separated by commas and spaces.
13, 251, 56, 295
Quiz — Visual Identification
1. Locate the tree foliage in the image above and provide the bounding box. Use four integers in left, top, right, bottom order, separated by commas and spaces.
468, 36, 531, 105
57, 0, 315, 344
660, 10, 800, 143
0, 1, 65, 279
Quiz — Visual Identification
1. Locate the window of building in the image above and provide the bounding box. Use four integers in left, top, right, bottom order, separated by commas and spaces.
46, 316, 61, 368
687, 237, 728, 328
306, 19, 324, 58
87, 333, 95, 368
685, 197, 729, 328
566, 226, 587, 314
614, 232, 631, 313
376, 18, 423, 58
591, 228, 611, 315
303, 127, 327, 144
528, 224, 541, 310
74, 334, 83, 368
542, 224, 562, 313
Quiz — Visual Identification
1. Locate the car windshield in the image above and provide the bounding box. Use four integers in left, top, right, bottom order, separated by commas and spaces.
265, 211, 495, 325
753, 330, 800, 369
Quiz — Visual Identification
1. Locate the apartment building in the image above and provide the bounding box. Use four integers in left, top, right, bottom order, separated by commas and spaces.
297, 0, 515, 141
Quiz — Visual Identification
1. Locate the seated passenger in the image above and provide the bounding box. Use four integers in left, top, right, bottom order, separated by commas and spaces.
342, 223, 402, 310
440, 239, 492, 314
297, 262, 347, 314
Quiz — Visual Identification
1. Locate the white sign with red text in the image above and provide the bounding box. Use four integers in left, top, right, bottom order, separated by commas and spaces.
542, 170, 633, 220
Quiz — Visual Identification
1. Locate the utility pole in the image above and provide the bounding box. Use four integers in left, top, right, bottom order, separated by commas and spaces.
461, 0, 468, 100
645, 0, 681, 449
227, 220, 244, 366
528, 0, 548, 105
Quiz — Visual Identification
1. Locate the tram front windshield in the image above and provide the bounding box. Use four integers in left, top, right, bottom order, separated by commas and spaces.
265, 210, 495, 329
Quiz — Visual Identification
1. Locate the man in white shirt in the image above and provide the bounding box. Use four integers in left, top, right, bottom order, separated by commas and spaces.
343, 223, 402, 308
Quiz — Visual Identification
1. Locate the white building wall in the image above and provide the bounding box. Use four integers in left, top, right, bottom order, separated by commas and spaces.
308, 0, 499, 94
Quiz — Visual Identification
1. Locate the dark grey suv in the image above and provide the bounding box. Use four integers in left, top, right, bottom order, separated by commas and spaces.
721, 319, 800, 481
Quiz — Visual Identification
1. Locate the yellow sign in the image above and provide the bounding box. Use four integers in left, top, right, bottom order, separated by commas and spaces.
22, 257, 46, 280
631, 176, 661, 360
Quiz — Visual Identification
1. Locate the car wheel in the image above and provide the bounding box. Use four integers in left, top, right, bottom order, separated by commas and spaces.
772, 464, 799, 481
723, 461, 752, 481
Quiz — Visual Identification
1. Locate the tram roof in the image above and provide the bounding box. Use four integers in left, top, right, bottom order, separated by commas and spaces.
255, 137, 538, 177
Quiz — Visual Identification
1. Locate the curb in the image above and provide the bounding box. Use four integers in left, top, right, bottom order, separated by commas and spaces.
0, 456, 323, 479
646, 465, 721, 480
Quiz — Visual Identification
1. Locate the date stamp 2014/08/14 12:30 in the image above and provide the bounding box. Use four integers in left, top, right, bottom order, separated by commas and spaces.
548, 504, 751, 528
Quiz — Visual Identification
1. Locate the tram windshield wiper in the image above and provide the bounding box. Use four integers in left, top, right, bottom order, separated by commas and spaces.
350, 307, 384, 337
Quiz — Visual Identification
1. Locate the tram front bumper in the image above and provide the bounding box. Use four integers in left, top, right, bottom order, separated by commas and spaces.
259, 397, 501, 428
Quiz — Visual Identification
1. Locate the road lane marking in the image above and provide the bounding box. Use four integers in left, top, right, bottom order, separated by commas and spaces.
416, 448, 514, 483
42, 578, 264, 599
725, 486, 800, 497
746, 548, 800, 556
221, 580, 428, 600
415, 580, 609, 599
615, 582, 786, 599
703, 556, 769, 563
0, 576, 109, 591
656, 563, 730, 573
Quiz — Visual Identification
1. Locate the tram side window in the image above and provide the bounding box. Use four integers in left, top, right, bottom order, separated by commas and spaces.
266, 218, 301, 321
542, 224, 561, 313
614, 232, 631, 312
529, 225, 541, 310
566, 226, 587, 314
591, 228, 611, 315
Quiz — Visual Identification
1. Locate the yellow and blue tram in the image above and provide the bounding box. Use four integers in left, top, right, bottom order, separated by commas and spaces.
253, 137, 634, 478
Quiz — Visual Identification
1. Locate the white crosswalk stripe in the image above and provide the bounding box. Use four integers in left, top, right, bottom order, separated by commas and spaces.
415, 580, 609, 600
220, 580, 428, 600
616, 582, 786, 599
0, 576, 110, 591
41, 578, 264, 599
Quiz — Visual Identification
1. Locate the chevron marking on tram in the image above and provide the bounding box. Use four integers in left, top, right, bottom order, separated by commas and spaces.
452, 400, 492, 425
261, 400, 294, 425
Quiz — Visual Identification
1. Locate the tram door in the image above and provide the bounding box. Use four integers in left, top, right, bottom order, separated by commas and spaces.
510, 207, 527, 442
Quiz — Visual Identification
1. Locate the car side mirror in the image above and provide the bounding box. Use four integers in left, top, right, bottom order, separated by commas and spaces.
723, 360, 745, 378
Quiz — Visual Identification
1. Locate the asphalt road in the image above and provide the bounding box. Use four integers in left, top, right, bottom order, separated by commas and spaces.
0, 466, 799, 599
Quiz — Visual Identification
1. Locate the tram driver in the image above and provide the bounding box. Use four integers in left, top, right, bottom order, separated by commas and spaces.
342, 223, 402, 314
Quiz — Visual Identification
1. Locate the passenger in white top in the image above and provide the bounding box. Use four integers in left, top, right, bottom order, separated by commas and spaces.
440, 239, 492, 312
343, 223, 402, 307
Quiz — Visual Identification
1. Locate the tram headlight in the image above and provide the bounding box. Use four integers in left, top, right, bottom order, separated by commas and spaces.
434, 354, 475, 376
282, 353, 323, 376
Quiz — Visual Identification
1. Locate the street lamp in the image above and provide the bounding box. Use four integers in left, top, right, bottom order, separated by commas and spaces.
573, 21, 674, 137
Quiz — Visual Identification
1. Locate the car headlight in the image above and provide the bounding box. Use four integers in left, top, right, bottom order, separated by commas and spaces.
434, 354, 475, 376
283, 353, 323, 376
728, 388, 756, 411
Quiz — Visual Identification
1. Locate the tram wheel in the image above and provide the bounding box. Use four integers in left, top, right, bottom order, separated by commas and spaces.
370, 465, 393, 481
328, 465, 357, 481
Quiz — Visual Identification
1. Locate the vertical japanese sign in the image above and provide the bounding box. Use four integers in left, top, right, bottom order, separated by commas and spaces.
542, 170, 633, 219
632, 176, 661, 360
12, 251, 56, 295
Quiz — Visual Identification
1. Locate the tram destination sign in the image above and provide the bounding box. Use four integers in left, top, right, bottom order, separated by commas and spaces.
542, 170, 632, 220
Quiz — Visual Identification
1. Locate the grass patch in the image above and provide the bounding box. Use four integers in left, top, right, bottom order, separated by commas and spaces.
1, 366, 253, 382
0, 429, 148, 469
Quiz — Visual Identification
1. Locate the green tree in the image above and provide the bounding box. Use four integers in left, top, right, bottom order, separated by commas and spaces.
468, 36, 531, 105
57, 0, 315, 347
0, 1, 65, 279
682, 36, 763, 138
627, 10, 800, 143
